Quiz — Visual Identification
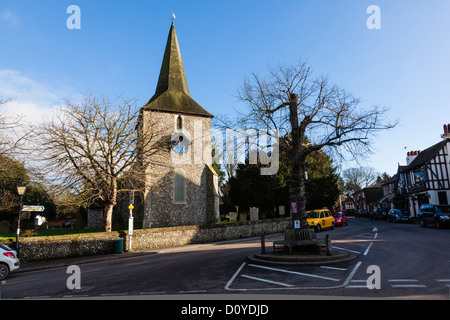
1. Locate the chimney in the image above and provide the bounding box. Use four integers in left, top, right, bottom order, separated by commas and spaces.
406, 150, 420, 166
442, 124, 450, 140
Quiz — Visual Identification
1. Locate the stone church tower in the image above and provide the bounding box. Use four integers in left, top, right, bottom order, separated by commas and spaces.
138, 23, 219, 228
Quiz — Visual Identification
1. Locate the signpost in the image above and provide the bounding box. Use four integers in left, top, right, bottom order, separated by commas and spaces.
22, 205, 45, 212
128, 191, 134, 251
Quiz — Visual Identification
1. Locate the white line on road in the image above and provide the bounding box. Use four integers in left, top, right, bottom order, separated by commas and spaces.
391, 284, 426, 288
331, 246, 361, 254
363, 242, 373, 256
225, 262, 247, 290
388, 279, 419, 282
178, 290, 208, 294
241, 275, 293, 287
320, 266, 347, 271
248, 264, 340, 282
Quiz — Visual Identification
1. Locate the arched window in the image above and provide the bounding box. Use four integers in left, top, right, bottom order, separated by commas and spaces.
173, 169, 186, 203
177, 115, 182, 130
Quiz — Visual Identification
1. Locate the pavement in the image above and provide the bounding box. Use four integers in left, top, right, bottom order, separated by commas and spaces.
15, 250, 158, 274
15, 232, 355, 274
14, 234, 283, 274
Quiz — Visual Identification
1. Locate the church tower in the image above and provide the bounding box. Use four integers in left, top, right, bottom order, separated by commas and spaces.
139, 23, 219, 228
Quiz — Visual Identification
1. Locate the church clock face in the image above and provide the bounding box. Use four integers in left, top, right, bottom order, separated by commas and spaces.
171, 131, 190, 155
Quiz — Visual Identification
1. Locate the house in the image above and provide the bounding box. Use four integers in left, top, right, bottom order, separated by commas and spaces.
378, 174, 398, 210
396, 124, 450, 218
342, 195, 357, 214
352, 181, 384, 212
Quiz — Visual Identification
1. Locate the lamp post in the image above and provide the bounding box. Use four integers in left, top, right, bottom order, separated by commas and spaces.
16, 185, 26, 254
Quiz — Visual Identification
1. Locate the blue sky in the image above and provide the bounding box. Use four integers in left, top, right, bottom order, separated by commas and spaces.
1, 0, 450, 176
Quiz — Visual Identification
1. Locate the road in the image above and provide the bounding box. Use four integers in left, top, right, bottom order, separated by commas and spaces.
1, 217, 450, 300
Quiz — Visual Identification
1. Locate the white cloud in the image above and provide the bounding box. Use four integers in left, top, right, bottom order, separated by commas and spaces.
0, 10, 19, 28
0, 69, 68, 125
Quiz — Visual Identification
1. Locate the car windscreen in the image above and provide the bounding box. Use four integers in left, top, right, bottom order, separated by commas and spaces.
436, 206, 450, 214
307, 212, 320, 219
332, 213, 341, 218
0, 243, 12, 251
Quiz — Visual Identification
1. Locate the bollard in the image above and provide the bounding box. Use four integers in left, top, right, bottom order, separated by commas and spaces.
260, 234, 266, 254
325, 234, 332, 256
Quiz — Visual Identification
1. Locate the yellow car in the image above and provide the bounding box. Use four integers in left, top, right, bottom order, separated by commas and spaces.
306, 209, 335, 232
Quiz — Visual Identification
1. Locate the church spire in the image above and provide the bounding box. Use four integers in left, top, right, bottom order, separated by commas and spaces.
154, 22, 190, 97
143, 23, 212, 118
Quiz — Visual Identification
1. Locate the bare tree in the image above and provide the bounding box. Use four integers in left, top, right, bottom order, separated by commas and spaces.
236, 61, 397, 230
342, 167, 380, 195
36, 93, 162, 232
0, 98, 32, 160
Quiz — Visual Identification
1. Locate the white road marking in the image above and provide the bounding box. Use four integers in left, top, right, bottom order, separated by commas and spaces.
225, 262, 247, 290
331, 246, 361, 254
320, 266, 347, 271
391, 284, 426, 288
388, 279, 419, 282
363, 242, 373, 256
241, 275, 293, 287
248, 263, 340, 282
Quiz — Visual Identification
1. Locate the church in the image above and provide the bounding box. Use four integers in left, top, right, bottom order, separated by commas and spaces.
137, 22, 220, 228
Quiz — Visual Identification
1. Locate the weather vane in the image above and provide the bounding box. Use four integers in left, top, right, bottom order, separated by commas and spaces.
171, 12, 176, 22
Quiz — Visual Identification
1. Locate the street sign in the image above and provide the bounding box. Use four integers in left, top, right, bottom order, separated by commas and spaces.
22, 205, 45, 212
290, 202, 297, 214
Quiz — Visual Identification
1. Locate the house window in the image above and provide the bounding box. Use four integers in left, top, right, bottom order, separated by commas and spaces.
174, 169, 186, 203
438, 191, 448, 205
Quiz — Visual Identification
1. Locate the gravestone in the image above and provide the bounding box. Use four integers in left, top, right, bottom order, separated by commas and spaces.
250, 207, 259, 222
229, 212, 237, 223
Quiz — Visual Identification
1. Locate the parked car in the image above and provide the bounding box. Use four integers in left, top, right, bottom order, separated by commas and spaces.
387, 209, 411, 223
356, 209, 370, 218
306, 209, 335, 232
418, 204, 450, 229
62, 221, 76, 228
332, 212, 348, 226
0, 243, 20, 281
370, 207, 388, 220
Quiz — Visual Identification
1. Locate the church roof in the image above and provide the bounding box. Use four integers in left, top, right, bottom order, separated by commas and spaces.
143, 23, 213, 118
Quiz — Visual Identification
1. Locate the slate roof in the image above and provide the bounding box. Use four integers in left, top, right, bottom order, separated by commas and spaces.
406, 138, 450, 170
142, 23, 213, 118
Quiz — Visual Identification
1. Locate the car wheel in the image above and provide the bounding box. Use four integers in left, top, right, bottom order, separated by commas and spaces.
419, 218, 426, 227
435, 219, 442, 229
0, 263, 9, 281
315, 225, 321, 232
330, 222, 335, 230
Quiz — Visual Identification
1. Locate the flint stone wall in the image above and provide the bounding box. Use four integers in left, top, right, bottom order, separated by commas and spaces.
0, 218, 291, 263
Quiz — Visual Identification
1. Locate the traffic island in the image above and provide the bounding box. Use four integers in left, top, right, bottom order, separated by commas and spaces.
247, 248, 357, 266
249, 228, 357, 266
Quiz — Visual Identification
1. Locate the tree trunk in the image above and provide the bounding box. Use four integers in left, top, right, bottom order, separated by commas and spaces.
288, 93, 309, 232
104, 204, 114, 232
103, 178, 118, 232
